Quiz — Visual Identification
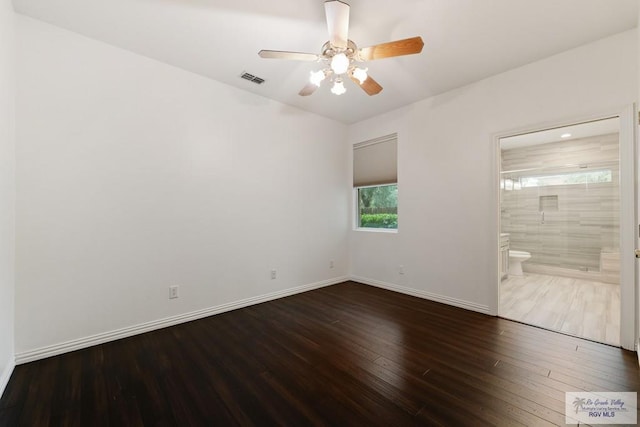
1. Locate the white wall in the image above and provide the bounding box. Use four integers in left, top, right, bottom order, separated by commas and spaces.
15, 16, 349, 359
349, 30, 637, 316
0, 0, 15, 396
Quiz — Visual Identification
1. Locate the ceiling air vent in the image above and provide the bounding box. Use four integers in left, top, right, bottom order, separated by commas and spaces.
240, 72, 265, 85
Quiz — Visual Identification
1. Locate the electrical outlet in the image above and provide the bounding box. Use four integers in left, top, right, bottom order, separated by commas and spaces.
330, 260, 335, 269
399, 265, 405, 275
270, 269, 277, 280
169, 285, 179, 299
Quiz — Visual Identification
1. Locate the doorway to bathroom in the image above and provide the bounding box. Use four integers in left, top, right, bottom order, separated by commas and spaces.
497, 116, 628, 347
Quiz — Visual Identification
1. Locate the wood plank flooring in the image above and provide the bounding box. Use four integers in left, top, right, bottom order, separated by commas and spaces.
500, 273, 620, 346
1, 281, 638, 426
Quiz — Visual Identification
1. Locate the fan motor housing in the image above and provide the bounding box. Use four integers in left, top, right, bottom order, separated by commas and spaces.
321, 39, 358, 61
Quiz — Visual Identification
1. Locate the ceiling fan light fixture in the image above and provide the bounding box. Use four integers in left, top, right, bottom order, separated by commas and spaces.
352, 67, 368, 84
258, 1, 424, 97
331, 78, 346, 95
330, 53, 349, 75
309, 69, 326, 87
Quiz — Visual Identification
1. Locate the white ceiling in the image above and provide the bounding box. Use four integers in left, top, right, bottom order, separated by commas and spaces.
12, 0, 638, 124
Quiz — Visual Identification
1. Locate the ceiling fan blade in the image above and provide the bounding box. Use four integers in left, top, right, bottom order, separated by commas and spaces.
358, 36, 424, 61
258, 50, 319, 61
325, 0, 350, 49
299, 83, 319, 96
349, 73, 383, 96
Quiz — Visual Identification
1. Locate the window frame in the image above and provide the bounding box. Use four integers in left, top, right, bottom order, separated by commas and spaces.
353, 183, 398, 233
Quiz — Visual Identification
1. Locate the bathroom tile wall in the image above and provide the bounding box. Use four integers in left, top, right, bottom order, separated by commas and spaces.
501, 133, 619, 271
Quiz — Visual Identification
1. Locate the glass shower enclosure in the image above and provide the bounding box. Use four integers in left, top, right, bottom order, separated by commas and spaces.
500, 117, 620, 281
501, 158, 620, 279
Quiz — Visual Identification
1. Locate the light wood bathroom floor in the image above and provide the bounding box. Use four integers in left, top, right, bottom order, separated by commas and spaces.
500, 273, 620, 346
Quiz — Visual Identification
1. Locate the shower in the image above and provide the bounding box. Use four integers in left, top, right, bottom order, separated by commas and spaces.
500, 120, 620, 279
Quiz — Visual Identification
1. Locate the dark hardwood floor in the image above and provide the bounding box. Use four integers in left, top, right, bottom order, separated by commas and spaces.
1, 281, 638, 426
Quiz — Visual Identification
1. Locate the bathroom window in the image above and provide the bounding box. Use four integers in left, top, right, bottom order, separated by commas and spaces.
353, 134, 398, 230
520, 169, 611, 188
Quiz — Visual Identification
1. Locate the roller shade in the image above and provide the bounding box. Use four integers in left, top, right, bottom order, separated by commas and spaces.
353, 134, 397, 187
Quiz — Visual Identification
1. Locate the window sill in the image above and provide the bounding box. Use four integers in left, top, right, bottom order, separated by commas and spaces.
353, 228, 398, 234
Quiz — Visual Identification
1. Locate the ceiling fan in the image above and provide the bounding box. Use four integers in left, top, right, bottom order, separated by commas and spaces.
258, 0, 424, 96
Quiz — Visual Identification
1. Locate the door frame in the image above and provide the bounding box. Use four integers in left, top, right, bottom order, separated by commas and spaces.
491, 104, 636, 351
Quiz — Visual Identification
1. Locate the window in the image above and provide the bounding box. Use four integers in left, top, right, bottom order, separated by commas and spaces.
520, 169, 612, 188
357, 184, 398, 229
353, 134, 398, 230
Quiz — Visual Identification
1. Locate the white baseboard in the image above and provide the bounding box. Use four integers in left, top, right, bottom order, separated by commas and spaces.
350, 276, 491, 315
15, 276, 348, 365
0, 357, 15, 399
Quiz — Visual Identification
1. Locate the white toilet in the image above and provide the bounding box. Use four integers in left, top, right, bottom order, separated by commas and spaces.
508, 250, 531, 276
